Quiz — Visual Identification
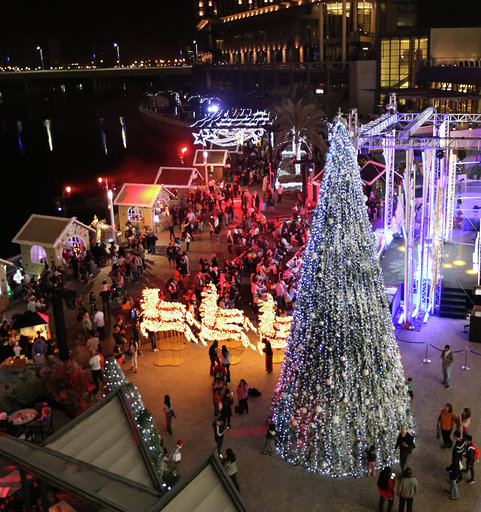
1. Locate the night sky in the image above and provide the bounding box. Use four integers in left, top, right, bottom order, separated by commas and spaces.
1, 0, 481, 67
1, 0, 194, 66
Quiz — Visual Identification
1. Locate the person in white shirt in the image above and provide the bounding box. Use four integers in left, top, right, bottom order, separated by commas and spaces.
89, 351, 103, 393
13, 342, 22, 358
92, 308, 105, 340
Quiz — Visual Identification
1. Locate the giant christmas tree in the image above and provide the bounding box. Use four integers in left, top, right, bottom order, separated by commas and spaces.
272, 119, 414, 477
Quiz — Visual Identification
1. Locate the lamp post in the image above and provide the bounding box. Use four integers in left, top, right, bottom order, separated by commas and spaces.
113, 43, 120, 66
203, 150, 209, 190
193, 40, 198, 62
36, 46, 44, 70
98, 177, 117, 243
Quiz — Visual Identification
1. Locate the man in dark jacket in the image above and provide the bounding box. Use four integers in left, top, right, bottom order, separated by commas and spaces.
394, 426, 415, 473
465, 434, 476, 484
452, 430, 466, 480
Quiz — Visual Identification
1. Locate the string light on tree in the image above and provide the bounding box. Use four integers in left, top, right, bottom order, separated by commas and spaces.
272, 118, 414, 477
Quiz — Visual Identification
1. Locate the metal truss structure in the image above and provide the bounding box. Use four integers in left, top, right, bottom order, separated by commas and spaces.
351, 94, 481, 328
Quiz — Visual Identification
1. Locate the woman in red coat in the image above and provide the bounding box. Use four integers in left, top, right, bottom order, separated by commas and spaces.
377, 466, 395, 512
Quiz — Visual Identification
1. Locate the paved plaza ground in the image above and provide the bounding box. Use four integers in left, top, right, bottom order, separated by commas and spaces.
4, 187, 481, 511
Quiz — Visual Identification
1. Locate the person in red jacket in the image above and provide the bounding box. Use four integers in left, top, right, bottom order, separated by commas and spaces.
377, 466, 396, 512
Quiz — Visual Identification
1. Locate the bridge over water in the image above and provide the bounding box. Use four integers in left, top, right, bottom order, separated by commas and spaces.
0, 67, 193, 109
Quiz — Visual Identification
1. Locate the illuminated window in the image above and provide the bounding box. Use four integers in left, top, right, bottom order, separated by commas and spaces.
199, 1, 203, 5
30, 245, 47, 264
327, 2, 351, 16
199, 10, 204, 16
127, 206, 144, 222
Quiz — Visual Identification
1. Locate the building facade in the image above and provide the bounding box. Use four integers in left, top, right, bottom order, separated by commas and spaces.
196, 0, 377, 65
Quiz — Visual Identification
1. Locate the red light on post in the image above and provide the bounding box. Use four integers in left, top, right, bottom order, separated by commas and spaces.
98, 177, 103, 184
179, 146, 188, 164
65, 186, 72, 194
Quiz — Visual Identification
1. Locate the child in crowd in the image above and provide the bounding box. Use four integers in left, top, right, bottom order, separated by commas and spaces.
366, 445, 377, 477
406, 377, 413, 400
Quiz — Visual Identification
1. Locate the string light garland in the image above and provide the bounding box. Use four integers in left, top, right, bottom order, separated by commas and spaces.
272, 119, 414, 478
103, 358, 167, 483
257, 294, 292, 352
198, 284, 257, 349
139, 288, 202, 345
191, 108, 270, 147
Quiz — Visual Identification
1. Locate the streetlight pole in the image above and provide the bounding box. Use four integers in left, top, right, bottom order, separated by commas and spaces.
203, 151, 209, 190
36, 46, 44, 70
193, 40, 198, 62
98, 178, 117, 243
113, 43, 120, 66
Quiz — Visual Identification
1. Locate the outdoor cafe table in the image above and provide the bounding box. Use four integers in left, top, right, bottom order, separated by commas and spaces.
8, 409, 38, 426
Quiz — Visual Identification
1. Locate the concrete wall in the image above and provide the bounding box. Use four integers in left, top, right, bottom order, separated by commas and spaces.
348, 60, 376, 120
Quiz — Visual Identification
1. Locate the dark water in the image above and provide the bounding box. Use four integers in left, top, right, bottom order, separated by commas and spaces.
0, 94, 192, 258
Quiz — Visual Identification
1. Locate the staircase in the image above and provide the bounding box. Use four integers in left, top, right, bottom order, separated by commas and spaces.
439, 287, 471, 318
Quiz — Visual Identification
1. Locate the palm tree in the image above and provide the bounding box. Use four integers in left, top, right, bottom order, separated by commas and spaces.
274, 96, 328, 174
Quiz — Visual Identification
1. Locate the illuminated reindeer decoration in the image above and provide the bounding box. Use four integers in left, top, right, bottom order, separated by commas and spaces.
198, 284, 257, 349
256, 294, 292, 353
139, 288, 202, 345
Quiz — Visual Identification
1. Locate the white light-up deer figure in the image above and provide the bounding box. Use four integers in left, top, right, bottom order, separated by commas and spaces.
198, 284, 257, 349
257, 294, 292, 353
139, 288, 202, 345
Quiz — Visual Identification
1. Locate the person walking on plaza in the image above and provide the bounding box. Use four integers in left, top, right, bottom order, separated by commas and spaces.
377, 466, 396, 512
86, 330, 100, 355
452, 430, 466, 472
277, 184, 283, 203
464, 434, 477, 484
163, 395, 176, 435
458, 407, 471, 439
263, 338, 273, 373
213, 388, 222, 417
31, 331, 48, 363
89, 349, 103, 394
366, 444, 377, 477
263, 423, 277, 455
396, 467, 418, 512
438, 403, 457, 449
220, 345, 231, 383
236, 379, 249, 414
223, 448, 240, 492
221, 388, 234, 428
441, 344, 454, 389
100, 280, 111, 316
128, 337, 139, 373
209, 340, 219, 375
213, 416, 228, 456
445, 461, 461, 500
92, 307, 105, 341
167, 440, 183, 470
393, 426, 415, 473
